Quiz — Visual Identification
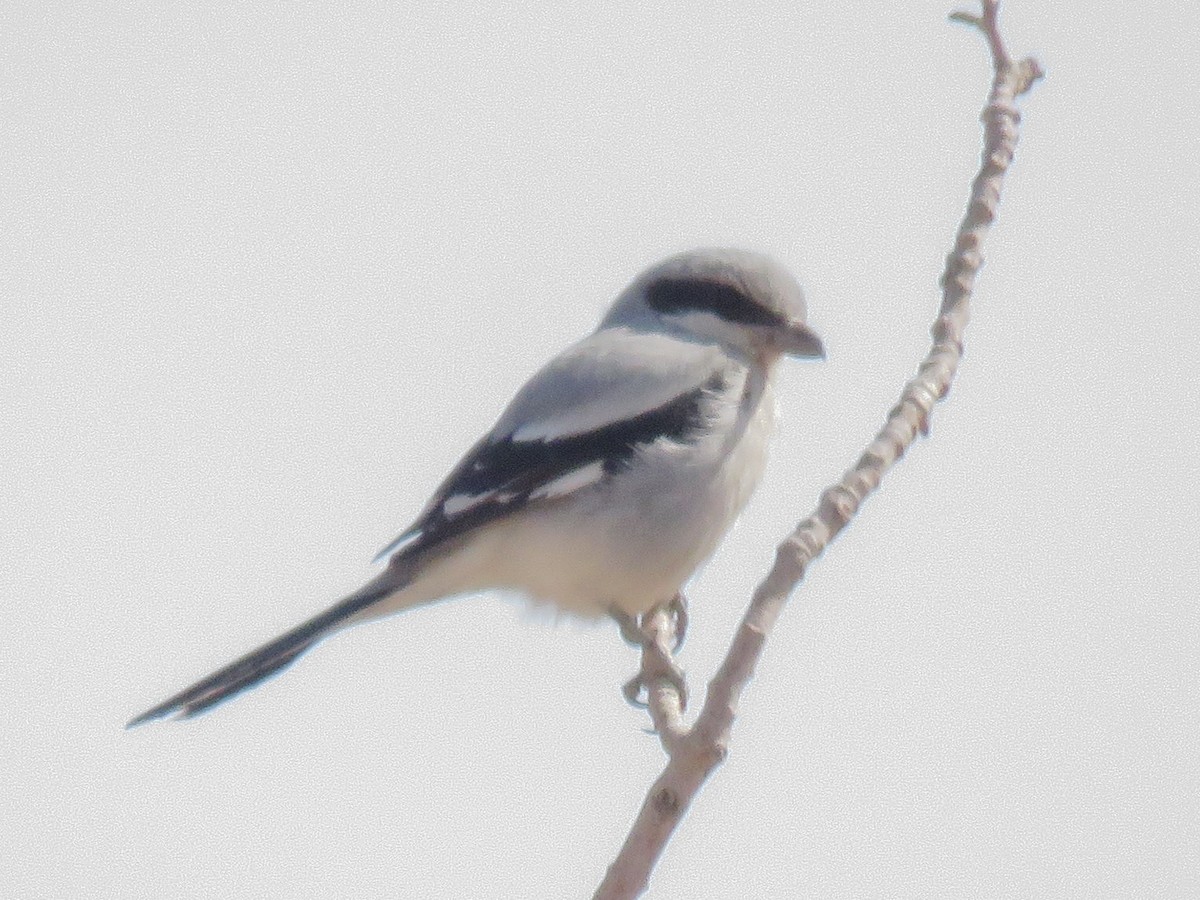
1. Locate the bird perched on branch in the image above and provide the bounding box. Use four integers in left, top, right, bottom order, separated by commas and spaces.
128, 248, 824, 727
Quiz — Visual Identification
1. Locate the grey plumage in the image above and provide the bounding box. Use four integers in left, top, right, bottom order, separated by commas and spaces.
128, 248, 823, 726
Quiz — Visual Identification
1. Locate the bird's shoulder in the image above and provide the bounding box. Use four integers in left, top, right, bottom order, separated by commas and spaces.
492, 326, 735, 442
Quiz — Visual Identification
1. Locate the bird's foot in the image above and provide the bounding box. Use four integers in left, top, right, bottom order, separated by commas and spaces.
610, 593, 688, 650
621, 657, 688, 712
610, 599, 690, 713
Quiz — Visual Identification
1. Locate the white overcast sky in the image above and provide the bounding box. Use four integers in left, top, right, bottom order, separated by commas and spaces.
3, 2, 1198, 897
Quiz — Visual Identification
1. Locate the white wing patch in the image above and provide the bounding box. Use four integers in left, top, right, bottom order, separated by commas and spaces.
511, 410, 611, 443
442, 489, 500, 517
527, 460, 606, 502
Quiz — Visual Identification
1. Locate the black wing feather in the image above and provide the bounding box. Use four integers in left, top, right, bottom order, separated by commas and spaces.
391, 372, 726, 555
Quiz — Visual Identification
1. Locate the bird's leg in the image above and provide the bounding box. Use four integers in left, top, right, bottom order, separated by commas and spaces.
611, 599, 689, 714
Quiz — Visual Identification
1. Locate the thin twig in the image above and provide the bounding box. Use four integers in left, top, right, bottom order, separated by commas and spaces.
594, 4, 1042, 898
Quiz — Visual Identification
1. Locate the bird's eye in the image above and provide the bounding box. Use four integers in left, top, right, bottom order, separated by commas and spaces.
645, 277, 784, 327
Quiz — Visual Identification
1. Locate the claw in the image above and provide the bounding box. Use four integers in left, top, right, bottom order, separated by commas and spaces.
621, 662, 688, 712
623, 674, 648, 708
610, 608, 645, 647
668, 593, 689, 652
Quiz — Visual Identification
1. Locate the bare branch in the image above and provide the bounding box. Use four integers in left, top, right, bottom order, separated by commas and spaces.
594, 4, 1042, 898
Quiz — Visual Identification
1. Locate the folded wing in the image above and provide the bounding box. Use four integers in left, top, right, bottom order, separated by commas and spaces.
375, 329, 733, 562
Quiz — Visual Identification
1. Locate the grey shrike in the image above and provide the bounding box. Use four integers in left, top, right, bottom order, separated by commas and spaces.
128, 247, 824, 726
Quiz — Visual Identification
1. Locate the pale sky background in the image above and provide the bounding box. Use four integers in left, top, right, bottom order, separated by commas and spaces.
3, 2, 1198, 897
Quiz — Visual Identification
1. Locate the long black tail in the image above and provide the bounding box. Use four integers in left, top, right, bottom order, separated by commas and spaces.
127, 574, 401, 728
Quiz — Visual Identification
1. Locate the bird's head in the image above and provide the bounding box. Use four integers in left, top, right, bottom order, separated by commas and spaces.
602, 248, 824, 365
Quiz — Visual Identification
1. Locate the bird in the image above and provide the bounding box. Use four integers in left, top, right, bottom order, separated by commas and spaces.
127, 247, 824, 727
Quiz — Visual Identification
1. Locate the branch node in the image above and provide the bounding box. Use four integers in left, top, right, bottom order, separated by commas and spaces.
653, 788, 681, 817
819, 485, 857, 529
857, 448, 886, 472
968, 197, 997, 225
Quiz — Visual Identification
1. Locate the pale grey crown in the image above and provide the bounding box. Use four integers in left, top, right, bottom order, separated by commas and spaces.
602, 248, 805, 329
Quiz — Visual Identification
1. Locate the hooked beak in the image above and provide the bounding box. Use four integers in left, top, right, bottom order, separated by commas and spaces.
779, 321, 825, 360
